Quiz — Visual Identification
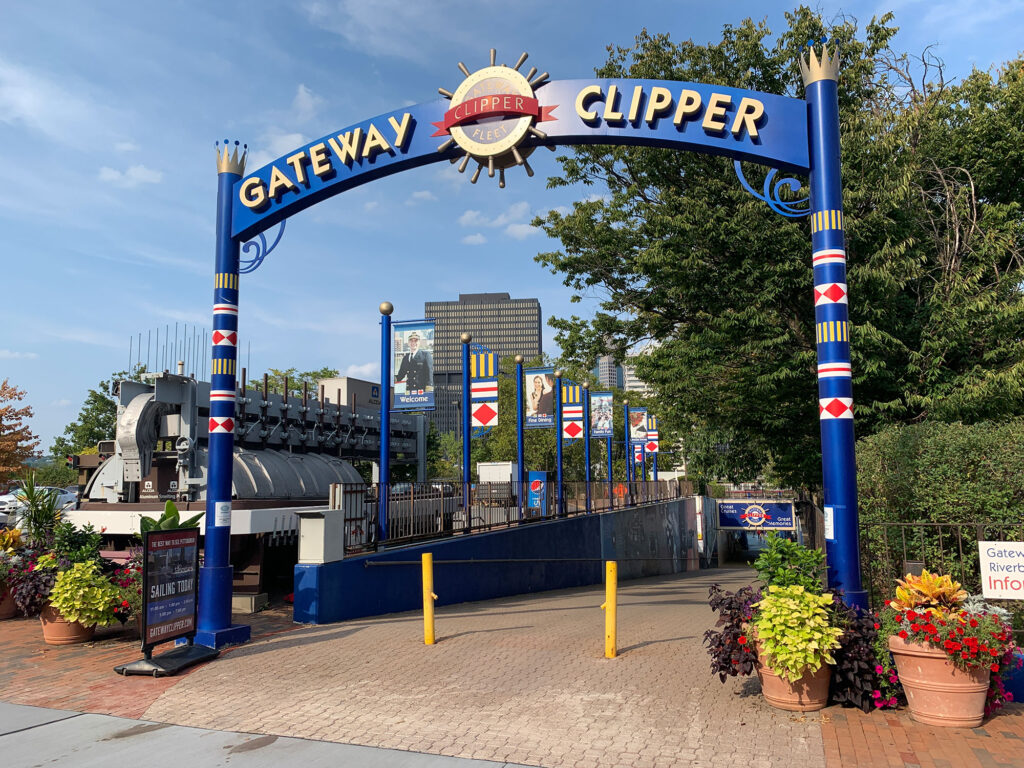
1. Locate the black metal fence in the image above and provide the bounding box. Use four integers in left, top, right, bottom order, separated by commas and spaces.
860, 521, 1024, 631
336, 479, 692, 554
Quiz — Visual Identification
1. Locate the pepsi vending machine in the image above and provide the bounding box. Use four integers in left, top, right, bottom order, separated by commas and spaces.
527, 471, 548, 518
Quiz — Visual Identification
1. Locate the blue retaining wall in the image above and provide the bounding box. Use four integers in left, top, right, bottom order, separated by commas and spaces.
294, 497, 699, 624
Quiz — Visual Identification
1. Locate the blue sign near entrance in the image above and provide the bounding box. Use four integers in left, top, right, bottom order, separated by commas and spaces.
717, 500, 796, 531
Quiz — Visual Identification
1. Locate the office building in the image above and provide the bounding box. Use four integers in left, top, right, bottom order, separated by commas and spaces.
592, 355, 624, 390
425, 292, 542, 433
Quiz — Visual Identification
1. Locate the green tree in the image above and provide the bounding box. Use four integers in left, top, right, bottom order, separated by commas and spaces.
51, 365, 146, 459
535, 9, 1024, 488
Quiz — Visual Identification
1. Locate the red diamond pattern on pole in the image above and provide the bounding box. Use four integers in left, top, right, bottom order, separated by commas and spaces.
563, 421, 583, 439
209, 417, 235, 433
818, 397, 854, 419
813, 282, 848, 306
212, 330, 238, 346
471, 402, 498, 428
645, 440, 659, 453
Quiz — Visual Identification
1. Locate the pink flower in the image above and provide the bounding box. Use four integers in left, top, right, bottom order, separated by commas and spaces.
871, 690, 882, 699
875, 665, 884, 674
887, 697, 897, 707
874, 700, 884, 708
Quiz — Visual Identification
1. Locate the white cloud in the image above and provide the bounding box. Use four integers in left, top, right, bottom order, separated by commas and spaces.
505, 222, 540, 240
364, 201, 379, 211
41, 326, 122, 348
0, 56, 116, 147
292, 84, 324, 123
97, 164, 163, 189
435, 162, 469, 190
458, 201, 531, 229
115, 141, 139, 152
0, 349, 38, 359
406, 190, 438, 205
345, 361, 378, 378
461, 233, 486, 245
248, 131, 309, 171
302, 0, 486, 62
49, 399, 72, 408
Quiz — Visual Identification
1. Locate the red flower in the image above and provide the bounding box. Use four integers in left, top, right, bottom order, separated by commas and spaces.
898, 630, 909, 639
907, 610, 918, 621
991, 664, 1000, 673
970, 619, 979, 628
911, 624, 921, 632
873, 623, 881, 630
737, 636, 748, 645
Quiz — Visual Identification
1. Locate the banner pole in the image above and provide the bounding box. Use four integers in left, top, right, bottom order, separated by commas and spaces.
378, 302, 393, 545
555, 370, 563, 517
606, 436, 613, 509
461, 333, 472, 531
515, 355, 525, 521
623, 401, 631, 484
582, 382, 591, 513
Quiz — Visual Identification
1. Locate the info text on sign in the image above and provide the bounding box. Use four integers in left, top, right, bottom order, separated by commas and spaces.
978, 541, 1024, 600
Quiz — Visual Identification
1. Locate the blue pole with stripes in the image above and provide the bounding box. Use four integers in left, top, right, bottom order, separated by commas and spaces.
803, 44, 865, 608
196, 142, 250, 649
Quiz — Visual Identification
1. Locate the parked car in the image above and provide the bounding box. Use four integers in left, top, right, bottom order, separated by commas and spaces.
0, 486, 78, 520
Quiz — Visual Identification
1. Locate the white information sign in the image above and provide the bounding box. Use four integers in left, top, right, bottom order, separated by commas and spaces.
979, 541, 1024, 600
823, 506, 835, 541
215, 501, 232, 527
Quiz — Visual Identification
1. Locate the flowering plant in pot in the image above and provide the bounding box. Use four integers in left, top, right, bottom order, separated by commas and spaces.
752, 585, 844, 711
876, 569, 1020, 727
42, 560, 120, 645
111, 554, 143, 626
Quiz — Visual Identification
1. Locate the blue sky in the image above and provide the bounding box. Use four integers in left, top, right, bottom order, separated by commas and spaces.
2, 0, 1022, 451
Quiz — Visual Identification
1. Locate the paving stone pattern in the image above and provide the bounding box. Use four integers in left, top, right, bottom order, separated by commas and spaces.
143, 569, 826, 768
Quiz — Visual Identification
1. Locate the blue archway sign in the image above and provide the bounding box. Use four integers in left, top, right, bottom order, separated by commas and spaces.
231, 79, 809, 241
199, 47, 862, 649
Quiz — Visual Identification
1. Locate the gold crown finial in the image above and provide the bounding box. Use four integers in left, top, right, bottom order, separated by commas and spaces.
799, 43, 839, 87
216, 140, 248, 175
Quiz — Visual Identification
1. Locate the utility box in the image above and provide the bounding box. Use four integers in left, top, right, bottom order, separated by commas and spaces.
477, 461, 519, 484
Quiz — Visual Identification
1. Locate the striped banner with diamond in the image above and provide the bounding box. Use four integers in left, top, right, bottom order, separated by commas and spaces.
560, 383, 583, 440
645, 414, 660, 453
470, 351, 499, 433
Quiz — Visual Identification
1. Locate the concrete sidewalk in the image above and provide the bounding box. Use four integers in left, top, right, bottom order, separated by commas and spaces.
0, 701, 530, 768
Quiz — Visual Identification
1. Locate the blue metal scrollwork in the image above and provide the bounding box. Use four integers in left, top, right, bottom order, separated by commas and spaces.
239, 220, 287, 274
733, 160, 810, 218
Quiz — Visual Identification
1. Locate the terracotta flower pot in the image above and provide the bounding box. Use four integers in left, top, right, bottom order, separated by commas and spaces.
889, 635, 991, 728
39, 604, 96, 645
0, 582, 16, 620
756, 657, 832, 711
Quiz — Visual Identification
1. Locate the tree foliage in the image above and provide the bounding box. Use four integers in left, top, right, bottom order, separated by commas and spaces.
0, 379, 39, 482
535, 8, 1024, 488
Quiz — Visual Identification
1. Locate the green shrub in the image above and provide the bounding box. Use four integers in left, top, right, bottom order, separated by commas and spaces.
752, 533, 825, 593
753, 585, 843, 683
48, 561, 119, 627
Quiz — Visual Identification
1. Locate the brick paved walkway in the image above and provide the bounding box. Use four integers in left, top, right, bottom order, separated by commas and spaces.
2, 568, 1022, 767
143, 569, 825, 768
0, 604, 297, 718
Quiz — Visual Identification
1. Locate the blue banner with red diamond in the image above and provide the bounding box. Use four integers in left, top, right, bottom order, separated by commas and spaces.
717, 500, 796, 531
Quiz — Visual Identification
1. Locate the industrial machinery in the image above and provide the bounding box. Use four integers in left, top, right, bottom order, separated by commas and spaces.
66, 367, 426, 596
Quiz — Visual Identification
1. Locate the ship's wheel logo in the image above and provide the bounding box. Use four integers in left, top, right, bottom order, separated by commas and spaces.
434, 49, 557, 187
739, 504, 772, 527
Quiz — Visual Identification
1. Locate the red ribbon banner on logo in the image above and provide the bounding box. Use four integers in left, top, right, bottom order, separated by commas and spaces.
431, 95, 557, 137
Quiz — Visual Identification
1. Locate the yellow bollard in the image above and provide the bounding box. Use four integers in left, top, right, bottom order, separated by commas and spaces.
601, 560, 617, 658
422, 552, 437, 645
